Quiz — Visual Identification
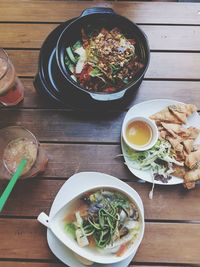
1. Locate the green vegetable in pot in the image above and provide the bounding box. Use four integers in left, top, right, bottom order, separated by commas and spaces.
66, 47, 76, 63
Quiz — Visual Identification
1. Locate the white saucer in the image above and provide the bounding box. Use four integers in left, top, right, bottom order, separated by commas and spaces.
47, 172, 144, 267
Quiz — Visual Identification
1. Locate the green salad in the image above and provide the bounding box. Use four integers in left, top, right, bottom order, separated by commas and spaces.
123, 139, 183, 183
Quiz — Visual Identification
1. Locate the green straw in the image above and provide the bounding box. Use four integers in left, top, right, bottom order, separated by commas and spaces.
0, 159, 27, 212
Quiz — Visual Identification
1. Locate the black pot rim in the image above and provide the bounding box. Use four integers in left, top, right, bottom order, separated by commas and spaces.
56, 8, 150, 99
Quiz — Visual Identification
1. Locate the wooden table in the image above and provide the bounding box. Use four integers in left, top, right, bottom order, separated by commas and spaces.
1, 1, 200, 266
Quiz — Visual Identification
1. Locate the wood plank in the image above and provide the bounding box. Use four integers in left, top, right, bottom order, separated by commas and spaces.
135, 223, 200, 264
20, 78, 54, 108
147, 52, 200, 80
1, 1, 200, 24
2, 24, 200, 51
0, 219, 199, 264
0, 24, 57, 49
0, 219, 53, 259
7, 50, 200, 79
0, 158, 200, 221
2, 108, 200, 143
18, 78, 200, 109
0, 109, 124, 143
0, 263, 65, 267
8, 50, 38, 77
141, 25, 200, 51
26, 144, 126, 179
0, 263, 174, 267
0, 264, 62, 267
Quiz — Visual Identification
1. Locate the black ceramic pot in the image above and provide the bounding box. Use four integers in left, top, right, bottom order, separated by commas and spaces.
56, 7, 150, 103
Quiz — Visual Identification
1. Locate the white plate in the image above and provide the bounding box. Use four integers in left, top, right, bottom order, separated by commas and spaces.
121, 99, 200, 185
47, 172, 144, 267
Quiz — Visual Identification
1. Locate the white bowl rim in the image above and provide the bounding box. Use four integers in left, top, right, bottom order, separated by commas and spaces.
50, 183, 145, 264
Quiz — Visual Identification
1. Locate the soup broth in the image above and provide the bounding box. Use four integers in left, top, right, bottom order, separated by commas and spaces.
63, 189, 141, 257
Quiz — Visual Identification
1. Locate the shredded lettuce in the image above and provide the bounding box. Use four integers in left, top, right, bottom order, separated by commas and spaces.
124, 139, 182, 177
66, 47, 76, 63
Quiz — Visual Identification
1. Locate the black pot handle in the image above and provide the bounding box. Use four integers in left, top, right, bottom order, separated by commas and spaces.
90, 90, 126, 102
81, 7, 114, 17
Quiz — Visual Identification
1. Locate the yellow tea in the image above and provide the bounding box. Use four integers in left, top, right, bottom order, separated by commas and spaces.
126, 120, 152, 146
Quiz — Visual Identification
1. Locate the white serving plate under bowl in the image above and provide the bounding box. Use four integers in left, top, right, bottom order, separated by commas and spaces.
37, 172, 144, 265
122, 116, 158, 151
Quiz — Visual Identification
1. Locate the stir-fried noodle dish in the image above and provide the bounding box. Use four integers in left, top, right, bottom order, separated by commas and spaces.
65, 27, 144, 93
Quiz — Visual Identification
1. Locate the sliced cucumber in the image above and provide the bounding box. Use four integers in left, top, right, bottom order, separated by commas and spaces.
66, 47, 76, 63
68, 63, 74, 73
64, 55, 71, 66
73, 41, 82, 51
65, 54, 75, 74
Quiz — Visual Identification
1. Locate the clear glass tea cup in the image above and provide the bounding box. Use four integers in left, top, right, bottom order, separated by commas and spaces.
0, 48, 24, 106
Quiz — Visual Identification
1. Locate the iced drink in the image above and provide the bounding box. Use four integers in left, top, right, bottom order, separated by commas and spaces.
0, 49, 24, 106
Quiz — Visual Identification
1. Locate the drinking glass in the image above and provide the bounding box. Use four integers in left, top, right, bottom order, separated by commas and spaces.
0, 48, 24, 106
